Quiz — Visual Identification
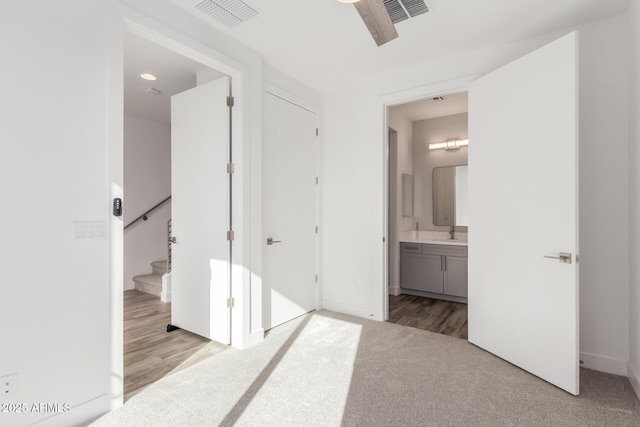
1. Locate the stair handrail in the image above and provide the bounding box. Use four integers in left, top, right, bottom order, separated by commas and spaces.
124, 195, 172, 230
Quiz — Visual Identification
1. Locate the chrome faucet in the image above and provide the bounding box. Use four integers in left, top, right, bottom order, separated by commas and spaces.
449, 225, 455, 240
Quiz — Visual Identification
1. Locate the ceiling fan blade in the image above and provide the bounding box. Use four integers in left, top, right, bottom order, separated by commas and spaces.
354, 0, 399, 46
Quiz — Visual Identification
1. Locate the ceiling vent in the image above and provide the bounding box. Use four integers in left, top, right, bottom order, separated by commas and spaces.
194, 0, 259, 28
383, 0, 430, 25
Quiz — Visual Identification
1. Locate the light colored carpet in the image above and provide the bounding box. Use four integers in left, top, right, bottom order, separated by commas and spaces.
91, 310, 640, 426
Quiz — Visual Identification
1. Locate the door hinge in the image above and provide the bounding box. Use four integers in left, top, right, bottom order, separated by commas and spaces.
227, 230, 235, 241
316, 128, 319, 136
316, 176, 319, 185
227, 297, 234, 308
315, 274, 318, 283
227, 96, 234, 107
227, 163, 235, 174
315, 226, 318, 234
383, 237, 386, 243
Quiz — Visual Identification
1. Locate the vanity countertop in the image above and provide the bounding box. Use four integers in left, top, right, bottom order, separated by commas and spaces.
399, 231, 468, 247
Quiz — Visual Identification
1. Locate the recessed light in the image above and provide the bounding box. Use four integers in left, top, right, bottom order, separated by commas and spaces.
140, 73, 157, 81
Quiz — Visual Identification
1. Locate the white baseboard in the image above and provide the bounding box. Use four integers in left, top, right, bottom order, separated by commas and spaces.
31, 393, 109, 427
161, 273, 171, 302
388, 285, 401, 296
579, 352, 627, 376
249, 328, 264, 346
321, 299, 378, 320
628, 363, 640, 400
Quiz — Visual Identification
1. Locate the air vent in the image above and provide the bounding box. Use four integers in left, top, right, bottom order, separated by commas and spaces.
384, 0, 430, 25
401, 0, 429, 18
194, 0, 259, 28
383, 1, 409, 24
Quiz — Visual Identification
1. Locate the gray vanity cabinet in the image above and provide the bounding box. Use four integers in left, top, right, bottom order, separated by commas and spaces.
401, 253, 443, 293
400, 243, 468, 299
443, 256, 468, 297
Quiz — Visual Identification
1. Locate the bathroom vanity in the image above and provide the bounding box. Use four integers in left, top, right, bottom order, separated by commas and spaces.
399, 231, 468, 303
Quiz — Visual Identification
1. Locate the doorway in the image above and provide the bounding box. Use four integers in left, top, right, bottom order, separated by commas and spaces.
386, 92, 469, 339
121, 29, 235, 397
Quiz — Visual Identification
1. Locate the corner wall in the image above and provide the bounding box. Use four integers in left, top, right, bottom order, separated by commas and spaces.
577, 15, 630, 375
627, 0, 640, 397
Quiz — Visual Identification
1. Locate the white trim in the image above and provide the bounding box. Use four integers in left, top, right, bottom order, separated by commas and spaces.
379, 75, 479, 323
322, 300, 376, 319
31, 394, 109, 427
579, 352, 627, 376
628, 363, 640, 400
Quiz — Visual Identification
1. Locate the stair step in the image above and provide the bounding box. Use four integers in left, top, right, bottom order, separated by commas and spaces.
151, 260, 168, 276
133, 273, 162, 297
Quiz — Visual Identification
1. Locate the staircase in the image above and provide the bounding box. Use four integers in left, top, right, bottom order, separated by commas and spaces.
133, 260, 168, 298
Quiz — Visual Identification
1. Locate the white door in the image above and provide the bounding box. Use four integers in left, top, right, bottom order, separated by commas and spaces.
170, 76, 231, 344
468, 32, 579, 394
263, 92, 318, 330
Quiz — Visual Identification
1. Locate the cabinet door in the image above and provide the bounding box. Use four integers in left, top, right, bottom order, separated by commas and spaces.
445, 256, 468, 297
401, 253, 443, 294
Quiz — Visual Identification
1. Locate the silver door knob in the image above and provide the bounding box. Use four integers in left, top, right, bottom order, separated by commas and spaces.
267, 237, 282, 246
543, 252, 571, 264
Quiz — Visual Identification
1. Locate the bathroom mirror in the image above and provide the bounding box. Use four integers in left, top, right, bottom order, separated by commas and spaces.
402, 173, 413, 217
433, 165, 468, 226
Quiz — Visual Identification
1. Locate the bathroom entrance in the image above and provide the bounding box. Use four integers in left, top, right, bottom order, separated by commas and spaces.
382, 32, 579, 395
386, 92, 469, 339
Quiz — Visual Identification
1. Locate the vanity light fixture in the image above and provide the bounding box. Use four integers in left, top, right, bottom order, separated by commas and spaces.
428, 139, 469, 151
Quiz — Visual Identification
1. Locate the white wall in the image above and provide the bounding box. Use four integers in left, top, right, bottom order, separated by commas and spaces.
387, 110, 413, 294
412, 113, 468, 231
577, 15, 630, 375
628, 0, 640, 397
123, 115, 171, 290
1, 1, 112, 425
321, 15, 631, 374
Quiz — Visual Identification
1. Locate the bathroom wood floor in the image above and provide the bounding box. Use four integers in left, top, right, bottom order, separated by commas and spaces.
388, 294, 468, 339
124, 290, 230, 398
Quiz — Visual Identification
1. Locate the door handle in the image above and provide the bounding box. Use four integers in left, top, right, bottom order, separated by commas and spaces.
267, 237, 282, 246
544, 252, 572, 264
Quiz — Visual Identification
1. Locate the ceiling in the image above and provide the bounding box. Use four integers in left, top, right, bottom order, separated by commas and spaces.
391, 91, 467, 122
170, 0, 630, 91
124, 32, 224, 124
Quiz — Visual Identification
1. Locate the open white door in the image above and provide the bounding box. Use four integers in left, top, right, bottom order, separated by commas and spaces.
170, 76, 231, 344
468, 33, 579, 394
263, 92, 318, 330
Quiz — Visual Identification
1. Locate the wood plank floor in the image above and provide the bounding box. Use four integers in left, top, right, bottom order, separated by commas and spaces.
388, 294, 468, 339
124, 290, 230, 398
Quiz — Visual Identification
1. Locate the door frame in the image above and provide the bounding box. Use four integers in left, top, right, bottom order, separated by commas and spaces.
379, 74, 480, 320
109, 9, 259, 409
263, 82, 323, 315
